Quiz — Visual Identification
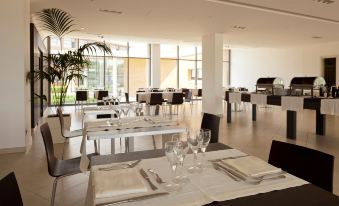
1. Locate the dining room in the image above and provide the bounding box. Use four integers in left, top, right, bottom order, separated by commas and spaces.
1, 0, 339, 206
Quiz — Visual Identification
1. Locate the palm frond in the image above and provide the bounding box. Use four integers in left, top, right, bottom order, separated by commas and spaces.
78, 42, 112, 55
36, 8, 76, 38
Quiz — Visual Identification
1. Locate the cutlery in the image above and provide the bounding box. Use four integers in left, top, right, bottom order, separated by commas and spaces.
96, 192, 169, 206
212, 163, 240, 181
209, 155, 249, 163
246, 174, 286, 185
98, 159, 142, 171
139, 169, 158, 190
147, 169, 166, 184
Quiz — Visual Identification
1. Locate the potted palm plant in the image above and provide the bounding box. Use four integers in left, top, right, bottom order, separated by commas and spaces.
29, 8, 111, 143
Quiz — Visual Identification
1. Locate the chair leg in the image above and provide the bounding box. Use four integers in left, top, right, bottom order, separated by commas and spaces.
94, 140, 98, 154
152, 135, 156, 149
51, 176, 61, 206
61, 139, 66, 160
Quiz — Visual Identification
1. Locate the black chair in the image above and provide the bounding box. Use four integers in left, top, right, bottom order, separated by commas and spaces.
40, 123, 96, 206
96, 90, 108, 101
125, 92, 130, 103
0, 172, 23, 206
201, 113, 220, 143
268, 140, 334, 192
75, 90, 88, 110
168, 93, 184, 115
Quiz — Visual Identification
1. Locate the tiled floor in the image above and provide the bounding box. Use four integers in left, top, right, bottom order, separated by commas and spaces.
0, 102, 338, 205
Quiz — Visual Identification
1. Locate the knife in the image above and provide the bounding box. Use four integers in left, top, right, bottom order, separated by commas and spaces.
139, 169, 158, 190
96, 192, 169, 206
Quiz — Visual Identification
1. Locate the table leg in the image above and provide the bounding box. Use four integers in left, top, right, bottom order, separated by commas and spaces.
287, 110, 297, 139
252, 104, 257, 121
227, 102, 232, 123
128, 137, 134, 152
111, 139, 115, 154
316, 110, 326, 135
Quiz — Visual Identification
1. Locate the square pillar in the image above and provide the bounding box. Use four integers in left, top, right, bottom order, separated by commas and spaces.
202, 33, 223, 116
150, 44, 160, 88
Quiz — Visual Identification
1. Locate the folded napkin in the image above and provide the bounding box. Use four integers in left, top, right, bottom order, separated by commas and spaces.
93, 168, 148, 199
281, 96, 304, 112
222, 156, 281, 177
229, 92, 242, 104
250, 94, 267, 106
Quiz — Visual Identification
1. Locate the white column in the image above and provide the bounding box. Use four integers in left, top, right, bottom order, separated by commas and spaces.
150, 44, 161, 88
202, 33, 224, 116
0, 0, 30, 153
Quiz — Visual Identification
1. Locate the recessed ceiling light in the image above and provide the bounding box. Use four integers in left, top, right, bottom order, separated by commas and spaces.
312, 0, 335, 4
99, 9, 123, 15
80, 27, 85, 30
312, 36, 322, 39
233, 25, 246, 30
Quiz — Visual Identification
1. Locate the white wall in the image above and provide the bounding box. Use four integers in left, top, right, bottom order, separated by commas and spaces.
231, 42, 339, 91
0, 0, 30, 151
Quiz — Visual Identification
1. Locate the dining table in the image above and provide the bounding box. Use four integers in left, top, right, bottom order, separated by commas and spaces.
80, 115, 186, 171
84, 143, 339, 206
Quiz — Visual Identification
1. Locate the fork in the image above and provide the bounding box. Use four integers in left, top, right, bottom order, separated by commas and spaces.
147, 169, 166, 184
98, 159, 142, 171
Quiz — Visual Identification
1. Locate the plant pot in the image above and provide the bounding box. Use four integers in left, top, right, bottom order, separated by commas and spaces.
45, 113, 71, 144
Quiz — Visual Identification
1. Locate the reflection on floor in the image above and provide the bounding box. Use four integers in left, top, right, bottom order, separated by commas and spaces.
0, 102, 338, 205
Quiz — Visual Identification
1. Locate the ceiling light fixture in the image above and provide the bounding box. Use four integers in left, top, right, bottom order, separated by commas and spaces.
205, 0, 339, 24
233, 25, 246, 29
99, 9, 123, 15
312, 0, 335, 4
312, 36, 323, 39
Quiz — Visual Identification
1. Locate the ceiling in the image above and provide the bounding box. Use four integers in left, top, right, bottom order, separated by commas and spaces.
30, 0, 339, 48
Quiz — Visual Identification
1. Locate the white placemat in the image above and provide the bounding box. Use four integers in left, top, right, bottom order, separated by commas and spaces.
85, 149, 307, 206
281, 96, 304, 111
321, 99, 339, 115
250, 94, 267, 106
229, 92, 242, 104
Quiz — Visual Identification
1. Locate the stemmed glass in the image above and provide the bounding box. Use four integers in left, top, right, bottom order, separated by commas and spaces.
121, 105, 130, 117
114, 105, 122, 125
164, 141, 181, 191
187, 131, 203, 174
171, 134, 189, 183
198, 129, 211, 166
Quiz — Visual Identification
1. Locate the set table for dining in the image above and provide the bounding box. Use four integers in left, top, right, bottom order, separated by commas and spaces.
83, 143, 338, 206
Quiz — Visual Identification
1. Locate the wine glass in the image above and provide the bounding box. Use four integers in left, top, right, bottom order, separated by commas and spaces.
164, 141, 181, 191
187, 131, 202, 173
173, 140, 189, 183
198, 129, 211, 166
114, 105, 122, 125
121, 105, 130, 117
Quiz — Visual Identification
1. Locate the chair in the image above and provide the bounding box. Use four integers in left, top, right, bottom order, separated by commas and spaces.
201, 113, 220, 143
57, 108, 98, 157
167, 92, 184, 115
0, 172, 23, 206
147, 93, 164, 115
268, 140, 334, 192
96, 90, 108, 101
40, 122, 96, 206
125, 92, 130, 103
75, 90, 88, 110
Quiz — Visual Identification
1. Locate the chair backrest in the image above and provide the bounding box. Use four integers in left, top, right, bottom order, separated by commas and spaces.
0, 172, 23, 206
76, 91, 88, 101
149, 93, 163, 105
125, 92, 130, 103
97, 90, 108, 100
40, 123, 58, 177
184, 90, 192, 102
268, 140, 334, 192
201, 113, 220, 143
171, 93, 184, 104
198, 89, 202, 97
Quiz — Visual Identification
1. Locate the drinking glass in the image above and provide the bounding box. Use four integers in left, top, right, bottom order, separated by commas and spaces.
173, 140, 189, 183
187, 131, 202, 173
114, 105, 122, 125
121, 105, 130, 117
198, 129, 211, 166
164, 141, 181, 191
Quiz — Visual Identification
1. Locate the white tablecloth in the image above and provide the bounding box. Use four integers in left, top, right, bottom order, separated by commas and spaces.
85, 149, 307, 206
250, 94, 267, 106
229, 92, 242, 104
321, 99, 339, 115
281, 96, 304, 111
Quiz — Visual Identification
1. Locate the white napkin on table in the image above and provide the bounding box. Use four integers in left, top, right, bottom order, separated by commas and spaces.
222, 156, 281, 177
93, 167, 148, 199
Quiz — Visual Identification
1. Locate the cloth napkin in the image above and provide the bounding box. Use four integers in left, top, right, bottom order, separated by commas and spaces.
321, 99, 339, 115
281, 96, 304, 111
222, 156, 282, 177
229, 92, 242, 104
93, 167, 148, 199
250, 94, 267, 106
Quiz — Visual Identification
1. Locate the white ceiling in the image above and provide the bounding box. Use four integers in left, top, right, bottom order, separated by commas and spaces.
30, 0, 339, 48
